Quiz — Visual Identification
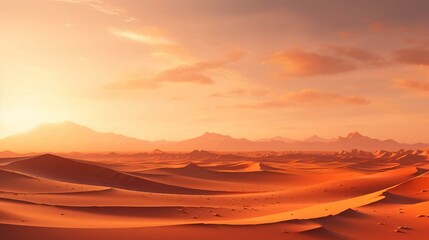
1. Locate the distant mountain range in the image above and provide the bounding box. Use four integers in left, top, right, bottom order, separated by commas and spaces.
0, 121, 427, 152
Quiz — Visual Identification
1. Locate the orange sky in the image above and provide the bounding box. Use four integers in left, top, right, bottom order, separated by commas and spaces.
1, 0, 429, 142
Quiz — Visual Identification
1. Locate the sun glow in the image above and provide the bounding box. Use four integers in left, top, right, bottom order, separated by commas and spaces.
1, 102, 63, 138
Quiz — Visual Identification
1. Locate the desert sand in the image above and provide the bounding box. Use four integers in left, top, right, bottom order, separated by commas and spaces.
0, 149, 428, 240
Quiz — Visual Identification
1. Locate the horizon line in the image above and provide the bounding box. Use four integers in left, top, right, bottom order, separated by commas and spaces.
1, 120, 427, 145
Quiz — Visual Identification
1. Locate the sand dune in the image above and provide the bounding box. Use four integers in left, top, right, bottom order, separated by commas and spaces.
5, 154, 224, 194
0, 168, 107, 193
1, 150, 428, 240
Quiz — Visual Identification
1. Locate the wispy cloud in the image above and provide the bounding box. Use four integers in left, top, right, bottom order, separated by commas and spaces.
322, 45, 382, 64
393, 79, 429, 93
104, 77, 160, 90
110, 27, 192, 63
106, 53, 243, 89
154, 53, 242, 84
110, 28, 173, 45
393, 47, 429, 66
238, 89, 370, 109
54, 0, 123, 15
268, 50, 356, 77
209, 88, 272, 98
368, 21, 413, 33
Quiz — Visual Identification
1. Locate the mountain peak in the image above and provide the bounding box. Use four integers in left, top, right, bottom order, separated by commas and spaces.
271, 136, 294, 142
346, 131, 365, 139
304, 135, 329, 143
0, 150, 21, 157
200, 132, 231, 139
61, 120, 82, 126
0, 121, 154, 152
35, 121, 88, 131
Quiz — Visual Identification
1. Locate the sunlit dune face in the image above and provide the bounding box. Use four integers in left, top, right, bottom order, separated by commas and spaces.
1, 0, 429, 143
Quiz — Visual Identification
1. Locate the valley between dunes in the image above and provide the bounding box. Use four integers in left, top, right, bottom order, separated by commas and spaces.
1, 149, 429, 240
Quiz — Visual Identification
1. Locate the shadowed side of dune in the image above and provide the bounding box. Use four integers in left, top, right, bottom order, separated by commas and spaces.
154, 163, 291, 184
204, 162, 261, 172
5, 154, 222, 195
0, 168, 36, 181
258, 163, 286, 172
382, 173, 429, 202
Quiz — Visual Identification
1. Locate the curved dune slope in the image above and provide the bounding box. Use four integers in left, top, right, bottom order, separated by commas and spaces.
1, 150, 429, 240
5, 154, 224, 194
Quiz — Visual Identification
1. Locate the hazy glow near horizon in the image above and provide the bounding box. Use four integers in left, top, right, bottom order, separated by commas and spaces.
1, 0, 429, 142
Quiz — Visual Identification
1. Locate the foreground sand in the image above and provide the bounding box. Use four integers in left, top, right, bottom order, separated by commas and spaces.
1, 149, 428, 239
